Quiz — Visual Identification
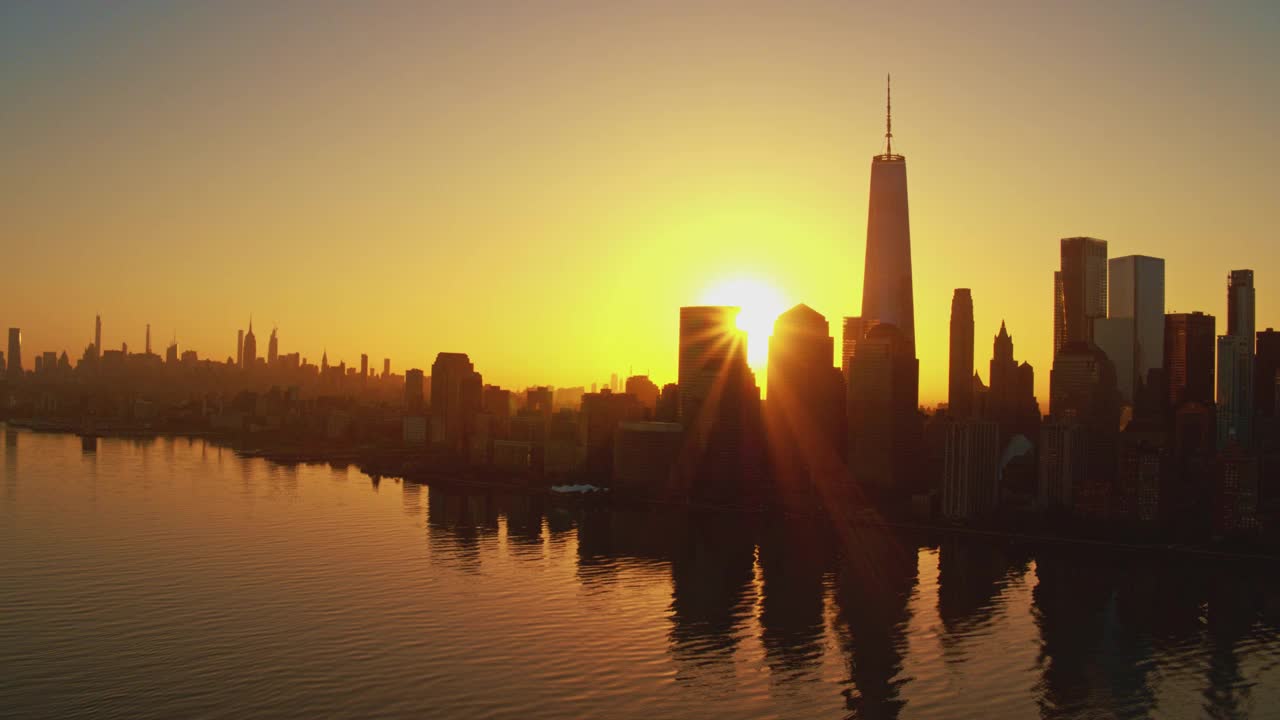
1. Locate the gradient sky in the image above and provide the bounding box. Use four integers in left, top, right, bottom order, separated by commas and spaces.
3, 1, 1278, 405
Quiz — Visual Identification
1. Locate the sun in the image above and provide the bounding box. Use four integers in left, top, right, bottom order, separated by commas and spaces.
698, 276, 788, 368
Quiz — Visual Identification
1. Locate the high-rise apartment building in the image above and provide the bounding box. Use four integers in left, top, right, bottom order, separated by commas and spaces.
430, 353, 482, 453
404, 368, 425, 413
1228, 270, 1256, 341
941, 417, 1000, 519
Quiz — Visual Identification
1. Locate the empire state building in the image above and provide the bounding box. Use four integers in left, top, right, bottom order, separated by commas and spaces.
860, 76, 916, 356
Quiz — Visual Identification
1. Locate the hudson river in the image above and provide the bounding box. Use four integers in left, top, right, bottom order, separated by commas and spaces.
2, 427, 1278, 719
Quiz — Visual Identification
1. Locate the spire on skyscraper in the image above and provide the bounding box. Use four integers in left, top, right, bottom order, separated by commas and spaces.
884, 73, 894, 157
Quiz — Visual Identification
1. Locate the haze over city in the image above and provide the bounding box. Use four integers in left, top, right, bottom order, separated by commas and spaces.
4, 1, 1279, 405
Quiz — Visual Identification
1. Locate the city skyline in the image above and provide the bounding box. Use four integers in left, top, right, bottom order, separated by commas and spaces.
3, 3, 1279, 406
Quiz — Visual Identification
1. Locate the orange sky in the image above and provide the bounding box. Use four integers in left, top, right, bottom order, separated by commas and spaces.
2, 2, 1278, 406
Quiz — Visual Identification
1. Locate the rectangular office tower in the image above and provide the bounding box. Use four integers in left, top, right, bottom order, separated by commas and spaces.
1164, 312, 1216, 409
1218, 270, 1257, 448
6, 328, 21, 379
1100, 256, 1165, 403
1054, 237, 1108, 355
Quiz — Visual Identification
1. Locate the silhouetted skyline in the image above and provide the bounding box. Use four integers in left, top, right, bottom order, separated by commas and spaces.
3, 4, 1278, 405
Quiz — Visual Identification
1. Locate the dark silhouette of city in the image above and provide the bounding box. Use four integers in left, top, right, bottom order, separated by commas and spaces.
2, 77, 1278, 554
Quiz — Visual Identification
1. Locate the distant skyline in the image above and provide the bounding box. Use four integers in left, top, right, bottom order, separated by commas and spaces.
3, 2, 1279, 405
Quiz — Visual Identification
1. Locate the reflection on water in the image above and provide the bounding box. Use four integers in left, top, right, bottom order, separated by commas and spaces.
1, 427, 1279, 719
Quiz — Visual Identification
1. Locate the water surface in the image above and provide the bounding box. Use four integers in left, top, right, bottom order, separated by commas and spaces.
2, 427, 1278, 719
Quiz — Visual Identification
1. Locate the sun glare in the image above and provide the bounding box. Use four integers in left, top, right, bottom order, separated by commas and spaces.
699, 277, 788, 368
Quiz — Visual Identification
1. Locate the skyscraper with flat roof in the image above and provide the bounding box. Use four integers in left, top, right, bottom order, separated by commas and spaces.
1256, 329, 1280, 419
949, 289, 975, 418
404, 368, 425, 413
848, 323, 920, 491
1228, 270, 1256, 341
1218, 271, 1256, 447
6, 328, 21, 379
1104, 255, 1165, 403
1054, 237, 1108, 355
841, 316, 866, 378
860, 77, 915, 356
1164, 312, 1216, 410
677, 306, 742, 424
431, 353, 482, 453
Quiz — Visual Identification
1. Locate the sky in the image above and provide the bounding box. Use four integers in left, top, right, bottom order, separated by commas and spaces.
2, 1, 1279, 406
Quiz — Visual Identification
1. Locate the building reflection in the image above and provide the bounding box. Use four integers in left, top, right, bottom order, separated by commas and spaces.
1032, 549, 1156, 718
4, 428, 17, 501
375, 477, 1280, 718
425, 484, 498, 573
757, 518, 829, 682
935, 536, 1031, 663
497, 494, 544, 553
667, 512, 756, 681
832, 525, 919, 720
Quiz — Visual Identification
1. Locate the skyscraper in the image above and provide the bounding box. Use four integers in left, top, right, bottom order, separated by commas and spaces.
268, 327, 279, 366
7, 328, 22, 379
1054, 237, 1108, 355
1102, 255, 1165, 403
236, 329, 244, 368
404, 368, 425, 413
1218, 271, 1256, 447
765, 304, 845, 509
987, 321, 1040, 441
383, 358, 391, 378
94, 314, 101, 359
1228, 270, 1256, 341
242, 319, 257, 368
677, 306, 742, 424
1049, 342, 1120, 429
430, 352, 482, 453
360, 354, 369, 382
848, 323, 920, 492
1164, 312, 1216, 409
949, 289, 975, 418
860, 77, 915, 355
1256, 329, 1280, 419
841, 316, 866, 378
941, 417, 1000, 519
145, 323, 152, 355
1218, 335, 1254, 448
676, 306, 763, 504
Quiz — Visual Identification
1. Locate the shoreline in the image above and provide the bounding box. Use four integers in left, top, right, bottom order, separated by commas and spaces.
5, 419, 1278, 561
